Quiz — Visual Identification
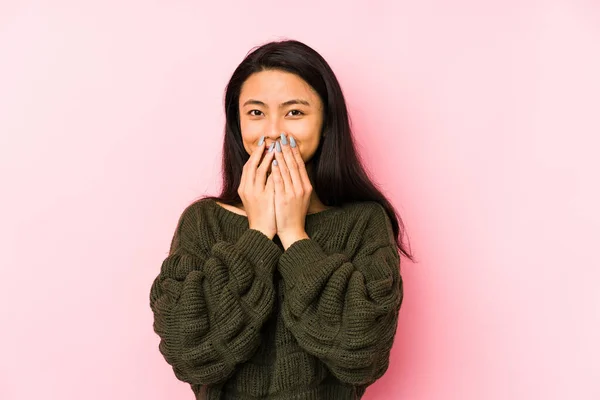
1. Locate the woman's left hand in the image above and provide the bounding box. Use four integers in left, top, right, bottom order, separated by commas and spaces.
271, 133, 312, 249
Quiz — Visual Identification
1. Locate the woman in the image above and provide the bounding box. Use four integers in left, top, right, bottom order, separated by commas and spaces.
149, 39, 414, 399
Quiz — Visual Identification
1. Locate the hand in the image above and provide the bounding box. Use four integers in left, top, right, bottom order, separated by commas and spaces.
238, 138, 277, 239
271, 133, 312, 248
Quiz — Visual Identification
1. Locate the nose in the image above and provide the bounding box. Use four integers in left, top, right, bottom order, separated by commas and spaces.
264, 118, 284, 146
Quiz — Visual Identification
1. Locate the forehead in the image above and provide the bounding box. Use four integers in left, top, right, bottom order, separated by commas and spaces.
239, 70, 320, 104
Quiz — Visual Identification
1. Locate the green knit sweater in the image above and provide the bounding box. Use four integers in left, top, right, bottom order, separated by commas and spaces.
149, 197, 404, 399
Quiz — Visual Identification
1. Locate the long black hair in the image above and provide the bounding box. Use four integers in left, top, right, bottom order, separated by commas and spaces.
200, 39, 414, 262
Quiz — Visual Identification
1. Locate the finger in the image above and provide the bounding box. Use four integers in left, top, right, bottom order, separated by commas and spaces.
256, 145, 276, 187
280, 133, 302, 193
289, 135, 311, 191
265, 171, 274, 190
271, 159, 283, 198
247, 137, 267, 185
274, 141, 292, 193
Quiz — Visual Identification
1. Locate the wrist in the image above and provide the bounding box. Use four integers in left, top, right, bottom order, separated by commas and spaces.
279, 231, 310, 250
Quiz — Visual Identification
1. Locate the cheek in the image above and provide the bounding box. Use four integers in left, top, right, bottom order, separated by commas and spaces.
286, 118, 319, 135
295, 143, 315, 164
239, 117, 265, 136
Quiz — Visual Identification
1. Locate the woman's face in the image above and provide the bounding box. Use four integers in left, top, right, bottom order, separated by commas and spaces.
238, 69, 324, 166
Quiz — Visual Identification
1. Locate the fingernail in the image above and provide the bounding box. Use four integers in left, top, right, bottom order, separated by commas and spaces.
268, 142, 275, 152
258, 135, 265, 146
275, 141, 282, 153
289, 136, 296, 148
280, 133, 287, 145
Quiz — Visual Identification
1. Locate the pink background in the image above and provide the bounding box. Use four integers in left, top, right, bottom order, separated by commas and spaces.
1, 1, 599, 399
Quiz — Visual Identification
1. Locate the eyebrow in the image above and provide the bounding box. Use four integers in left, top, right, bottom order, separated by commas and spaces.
242, 99, 311, 108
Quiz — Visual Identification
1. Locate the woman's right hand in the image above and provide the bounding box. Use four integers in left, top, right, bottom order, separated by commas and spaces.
238, 140, 277, 239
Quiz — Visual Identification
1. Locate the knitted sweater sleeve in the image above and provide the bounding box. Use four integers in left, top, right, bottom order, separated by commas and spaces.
149, 203, 282, 385
277, 203, 404, 386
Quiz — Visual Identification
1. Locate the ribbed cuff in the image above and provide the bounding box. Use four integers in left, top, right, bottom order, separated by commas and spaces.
278, 238, 329, 286
233, 229, 283, 275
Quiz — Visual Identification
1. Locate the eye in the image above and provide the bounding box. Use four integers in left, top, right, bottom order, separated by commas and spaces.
287, 109, 304, 117
248, 110, 263, 116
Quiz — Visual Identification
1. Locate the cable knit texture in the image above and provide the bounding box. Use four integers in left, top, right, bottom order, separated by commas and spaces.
149, 197, 404, 399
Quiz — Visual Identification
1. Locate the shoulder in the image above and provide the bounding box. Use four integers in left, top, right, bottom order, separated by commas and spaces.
176, 198, 203, 222
171, 198, 215, 233
167, 198, 221, 255
176, 197, 242, 237
180, 197, 217, 218
357, 200, 386, 213
343, 200, 388, 220
321, 200, 390, 235
348, 200, 395, 242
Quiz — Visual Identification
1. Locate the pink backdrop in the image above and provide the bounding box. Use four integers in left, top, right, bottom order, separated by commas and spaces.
1, 1, 599, 399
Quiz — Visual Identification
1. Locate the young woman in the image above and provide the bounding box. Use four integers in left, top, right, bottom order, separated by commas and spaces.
149, 39, 414, 400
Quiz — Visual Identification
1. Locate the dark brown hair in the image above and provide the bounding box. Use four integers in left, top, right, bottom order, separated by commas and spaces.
199, 39, 414, 261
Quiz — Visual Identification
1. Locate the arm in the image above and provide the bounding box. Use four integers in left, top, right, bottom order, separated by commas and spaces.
277, 203, 403, 386
149, 203, 282, 385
